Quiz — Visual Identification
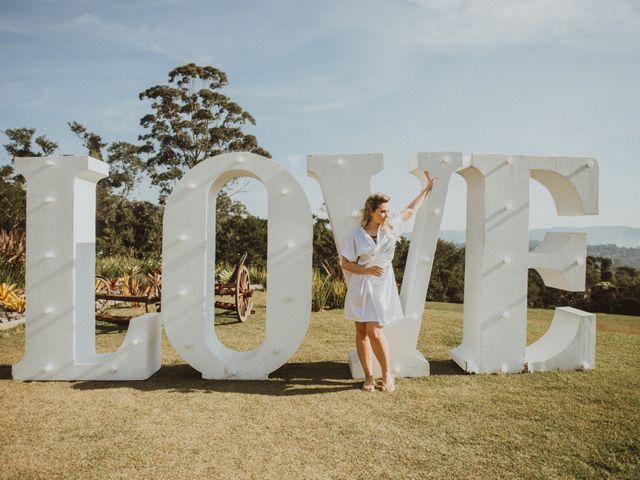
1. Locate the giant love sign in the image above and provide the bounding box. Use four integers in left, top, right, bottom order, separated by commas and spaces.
12, 152, 598, 381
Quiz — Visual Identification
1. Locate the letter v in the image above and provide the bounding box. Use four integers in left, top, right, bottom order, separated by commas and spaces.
307, 152, 461, 378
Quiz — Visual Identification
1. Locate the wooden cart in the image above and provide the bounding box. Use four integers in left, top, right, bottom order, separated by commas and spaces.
95, 254, 255, 324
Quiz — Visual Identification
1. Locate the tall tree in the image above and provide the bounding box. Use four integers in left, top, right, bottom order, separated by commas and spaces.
138, 63, 270, 201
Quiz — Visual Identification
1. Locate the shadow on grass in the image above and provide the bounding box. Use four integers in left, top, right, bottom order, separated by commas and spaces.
0, 359, 464, 385
213, 310, 243, 325
0, 364, 11, 379
96, 322, 129, 334
429, 359, 465, 376
68, 361, 357, 396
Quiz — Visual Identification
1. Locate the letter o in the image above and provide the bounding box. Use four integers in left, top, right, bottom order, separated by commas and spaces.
162, 152, 312, 379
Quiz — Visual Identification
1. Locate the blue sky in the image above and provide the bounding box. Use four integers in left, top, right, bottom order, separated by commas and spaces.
1, 0, 639, 230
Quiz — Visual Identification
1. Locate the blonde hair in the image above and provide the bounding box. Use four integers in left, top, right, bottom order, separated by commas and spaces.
361, 192, 390, 228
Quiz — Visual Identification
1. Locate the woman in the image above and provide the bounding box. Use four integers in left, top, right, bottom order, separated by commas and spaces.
340, 170, 435, 392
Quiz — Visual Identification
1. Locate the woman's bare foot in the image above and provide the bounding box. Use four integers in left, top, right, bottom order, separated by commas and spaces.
361, 375, 376, 392
379, 372, 396, 392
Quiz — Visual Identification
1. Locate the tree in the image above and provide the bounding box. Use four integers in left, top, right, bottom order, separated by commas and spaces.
68, 122, 145, 199
1, 128, 59, 232
215, 193, 267, 268
601, 257, 614, 282
68, 122, 106, 160
0, 165, 26, 232
139, 63, 271, 202
313, 217, 341, 272
2, 127, 58, 159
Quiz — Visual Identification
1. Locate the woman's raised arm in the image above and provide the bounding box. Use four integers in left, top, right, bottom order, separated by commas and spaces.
400, 170, 435, 222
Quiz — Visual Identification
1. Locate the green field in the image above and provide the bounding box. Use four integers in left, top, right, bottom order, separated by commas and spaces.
1, 296, 638, 479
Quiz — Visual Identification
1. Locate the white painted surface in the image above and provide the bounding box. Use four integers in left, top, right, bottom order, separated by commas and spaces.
12, 156, 161, 380
162, 152, 312, 379
451, 155, 598, 374
308, 152, 461, 378
526, 307, 596, 372
12, 152, 599, 381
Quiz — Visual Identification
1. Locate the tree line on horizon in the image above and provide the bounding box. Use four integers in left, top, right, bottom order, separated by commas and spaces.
1, 63, 639, 316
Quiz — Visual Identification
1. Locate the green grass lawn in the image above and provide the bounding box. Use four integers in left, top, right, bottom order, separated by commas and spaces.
1, 295, 638, 479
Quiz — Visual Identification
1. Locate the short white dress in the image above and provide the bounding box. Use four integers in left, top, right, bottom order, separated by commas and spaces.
341, 213, 405, 326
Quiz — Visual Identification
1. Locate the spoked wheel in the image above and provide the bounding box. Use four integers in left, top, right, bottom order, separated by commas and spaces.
95, 276, 111, 312
235, 265, 253, 322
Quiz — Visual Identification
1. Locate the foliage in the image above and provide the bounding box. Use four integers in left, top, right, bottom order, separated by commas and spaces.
0, 230, 25, 288
247, 265, 267, 290
139, 63, 271, 201
95, 196, 163, 258
96, 256, 161, 279
425, 241, 463, 303
215, 190, 268, 269
0, 127, 58, 232
313, 217, 340, 272
0, 283, 25, 313
0, 230, 25, 266
0, 166, 26, 232
2, 127, 58, 158
95, 266, 162, 312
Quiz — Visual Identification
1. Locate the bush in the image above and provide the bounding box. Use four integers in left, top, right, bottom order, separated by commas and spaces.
96, 256, 160, 279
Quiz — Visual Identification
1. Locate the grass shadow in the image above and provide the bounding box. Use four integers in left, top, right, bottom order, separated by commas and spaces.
70, 361, 357, 396
2, 360, 466, 385
0, 364, 11, 379
95, 321, 129, 334
213, 310, 243, 325
429, 359, 466, 376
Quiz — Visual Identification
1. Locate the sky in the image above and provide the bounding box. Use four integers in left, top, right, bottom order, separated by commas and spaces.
1, 0, 639, 231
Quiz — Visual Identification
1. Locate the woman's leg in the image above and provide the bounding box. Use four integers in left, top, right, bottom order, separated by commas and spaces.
366, 322, 394, 388
355, 322, 374, 385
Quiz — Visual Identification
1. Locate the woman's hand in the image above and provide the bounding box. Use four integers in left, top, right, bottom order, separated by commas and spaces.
365, 265, 384, 277
424, 169, 435, 190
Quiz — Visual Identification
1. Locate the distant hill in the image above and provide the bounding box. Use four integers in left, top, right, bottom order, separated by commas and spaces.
430, 226, 640, 248
529, 226, 640, 248
587, 245, 640, 269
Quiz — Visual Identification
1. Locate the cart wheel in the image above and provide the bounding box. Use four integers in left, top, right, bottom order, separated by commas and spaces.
235, 265, 253, 322
95, 276, 110, 312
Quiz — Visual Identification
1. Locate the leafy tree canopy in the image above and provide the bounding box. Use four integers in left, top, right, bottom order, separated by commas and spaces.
139, 63, 271, 201
2, 127, 58, 161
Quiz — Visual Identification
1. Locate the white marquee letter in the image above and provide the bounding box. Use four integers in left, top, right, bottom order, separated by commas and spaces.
162, 152, 312, 379
307, 152, 461, 378
13, 156, 162, 380
451, 155, 598, 374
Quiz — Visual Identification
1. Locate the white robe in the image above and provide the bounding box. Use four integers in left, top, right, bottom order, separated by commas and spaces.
341, 213, 404, 326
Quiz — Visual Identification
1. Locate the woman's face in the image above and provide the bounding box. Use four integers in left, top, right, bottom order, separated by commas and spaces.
372, 202, 390, 225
